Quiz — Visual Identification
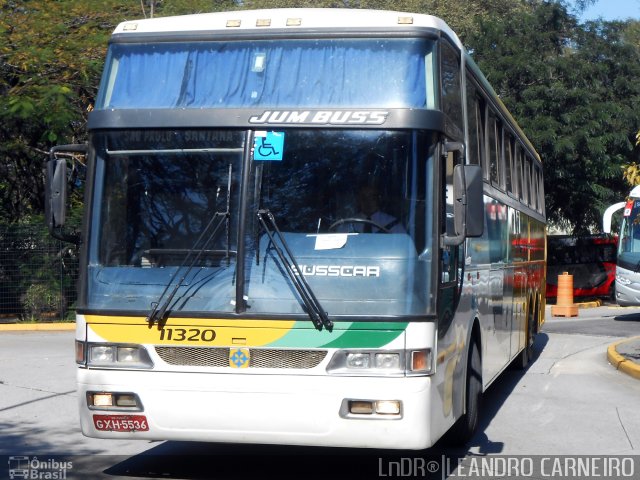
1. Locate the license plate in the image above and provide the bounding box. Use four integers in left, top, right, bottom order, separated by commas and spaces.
93, 414, 149, 432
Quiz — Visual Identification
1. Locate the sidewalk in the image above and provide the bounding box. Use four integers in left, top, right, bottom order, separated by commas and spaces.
0, 322, 75, 331
547, 299, 640, 381
607, 336, 640, 380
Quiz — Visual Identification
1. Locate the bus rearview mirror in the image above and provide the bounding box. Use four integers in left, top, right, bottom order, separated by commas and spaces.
443, 164, 483, 246
46, 158, 68, 230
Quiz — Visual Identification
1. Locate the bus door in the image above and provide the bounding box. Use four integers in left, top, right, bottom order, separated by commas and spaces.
439, 149, 463, 332
437, 142, 468, 423
486, 199, 512, 379
510, 210, 528, 358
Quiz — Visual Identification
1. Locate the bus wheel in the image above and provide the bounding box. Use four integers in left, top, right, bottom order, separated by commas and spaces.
516, 303, 536, 370
447, 340, 482, 445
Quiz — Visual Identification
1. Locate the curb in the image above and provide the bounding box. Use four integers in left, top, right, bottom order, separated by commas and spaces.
607, 337, 640, 380
548, 300, 601, 318
0, 323, 75, 332
574, 300, 603, 309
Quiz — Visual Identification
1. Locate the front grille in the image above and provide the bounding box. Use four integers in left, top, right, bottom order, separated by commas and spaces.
156, 346, 229, 367
155, 346, 327, 369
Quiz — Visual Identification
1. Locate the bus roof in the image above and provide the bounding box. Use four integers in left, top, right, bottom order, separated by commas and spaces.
108, 8, 540, 165
112, 8, 462, 48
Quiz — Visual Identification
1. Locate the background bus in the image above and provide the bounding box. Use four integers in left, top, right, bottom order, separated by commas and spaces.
46, 8, 545, 450
546, 234, 617, 301
603, 186, 640, 305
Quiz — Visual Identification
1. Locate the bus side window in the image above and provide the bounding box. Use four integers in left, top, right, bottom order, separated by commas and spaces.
536, 164, 544, 212
504, 131, 514, 194
465, 75, 483, 167
441, 41, 463, 140
518, 151, 527, 203
497, 120, 505, 191
478, 101, 488, 181
512, 144, 521, 199
488, 111, 500, 187
525, 155, 533, 207
442, 147, 463, 284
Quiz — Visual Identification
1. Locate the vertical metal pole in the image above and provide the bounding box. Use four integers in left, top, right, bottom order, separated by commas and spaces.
235, 131, 254, 314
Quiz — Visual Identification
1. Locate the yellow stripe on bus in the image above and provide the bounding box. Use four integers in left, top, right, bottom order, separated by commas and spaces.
86, 316, 296, 347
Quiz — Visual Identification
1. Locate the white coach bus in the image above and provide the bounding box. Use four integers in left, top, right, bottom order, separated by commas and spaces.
46, 8, 546, 449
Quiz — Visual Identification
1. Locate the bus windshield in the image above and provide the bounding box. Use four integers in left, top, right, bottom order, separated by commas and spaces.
618, 198, 640, 269
87, 128, 435, 318
96, 38, 436, 109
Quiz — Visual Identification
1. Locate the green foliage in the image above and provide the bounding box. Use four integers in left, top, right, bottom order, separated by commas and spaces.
21, 283, 63, 321
241, 0, 530, 41
468, 2, 640, 234
1, 0, 640, 236
0, 221, 79, 321
0, 0, 136, 222
623, 129, 640, 186
0, 0, 235, 223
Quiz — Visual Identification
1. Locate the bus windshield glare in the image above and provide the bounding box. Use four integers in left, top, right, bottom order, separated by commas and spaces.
96, 38, 437, 109
88, 128, 435, 317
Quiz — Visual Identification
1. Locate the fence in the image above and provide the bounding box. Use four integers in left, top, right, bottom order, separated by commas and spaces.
0, 224, 79, 322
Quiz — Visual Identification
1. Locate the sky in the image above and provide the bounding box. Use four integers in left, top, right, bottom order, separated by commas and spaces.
574, 0, 640, 21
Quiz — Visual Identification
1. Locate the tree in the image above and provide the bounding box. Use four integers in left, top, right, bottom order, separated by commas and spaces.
0, 1, 134, 222
467, 2, 640, 233
621, 20, 640, 187
0, 0, 236, 224
2, 0, 640, 234
241, 0, 532, 41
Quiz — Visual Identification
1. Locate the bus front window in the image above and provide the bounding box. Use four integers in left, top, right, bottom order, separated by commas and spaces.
245, 129, 435, 317
87, 130, 244, 313
619, 202, 640, 256
86, 128, 436, 318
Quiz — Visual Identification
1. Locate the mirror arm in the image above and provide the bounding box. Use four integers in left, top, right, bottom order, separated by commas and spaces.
50, 227, 81, 244
49, 144, 88, 160
441, 232, 464, 247
442, 141, 465, 156
46, 144, 87, 245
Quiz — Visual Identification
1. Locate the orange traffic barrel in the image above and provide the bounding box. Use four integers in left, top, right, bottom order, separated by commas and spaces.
551, 272, 578, 317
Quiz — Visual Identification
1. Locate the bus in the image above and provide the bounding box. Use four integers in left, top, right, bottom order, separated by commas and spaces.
603, 186, 640, 305
45, 8, 546, 450
546, 234, 616, 301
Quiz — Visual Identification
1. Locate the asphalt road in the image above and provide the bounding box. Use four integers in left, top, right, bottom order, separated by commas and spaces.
1, 305, 639, 479
542, 302, 640, 337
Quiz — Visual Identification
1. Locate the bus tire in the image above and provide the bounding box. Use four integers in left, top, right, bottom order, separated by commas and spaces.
447, 340, 482, 445
516, 300, 536, 369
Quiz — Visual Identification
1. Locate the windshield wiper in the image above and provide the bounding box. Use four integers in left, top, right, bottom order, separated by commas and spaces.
147, 164, 233, 327
256, 209, 333, 332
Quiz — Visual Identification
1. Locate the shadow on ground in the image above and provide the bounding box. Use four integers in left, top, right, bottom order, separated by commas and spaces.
93, 335, 550, 479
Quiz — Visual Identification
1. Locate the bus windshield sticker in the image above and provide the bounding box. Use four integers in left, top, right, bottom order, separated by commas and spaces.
253, 131, 284, 161
311, 233, 349, 250
624, 200, 634, 216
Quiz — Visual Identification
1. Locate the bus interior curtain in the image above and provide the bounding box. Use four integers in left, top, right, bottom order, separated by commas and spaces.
105, 41, 427, 109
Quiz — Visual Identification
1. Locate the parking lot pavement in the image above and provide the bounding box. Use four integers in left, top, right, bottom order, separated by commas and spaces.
3, 309, 640, 381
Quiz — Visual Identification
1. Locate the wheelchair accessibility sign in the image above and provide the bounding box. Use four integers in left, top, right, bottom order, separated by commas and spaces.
253, 131, 284, 161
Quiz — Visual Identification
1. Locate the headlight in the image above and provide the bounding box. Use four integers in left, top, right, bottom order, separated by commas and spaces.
346, 352, 372, 369
85, 343, 154, 369
90, 345, 115, 363
374, 352, 401, 369
326, 349, 432, 376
